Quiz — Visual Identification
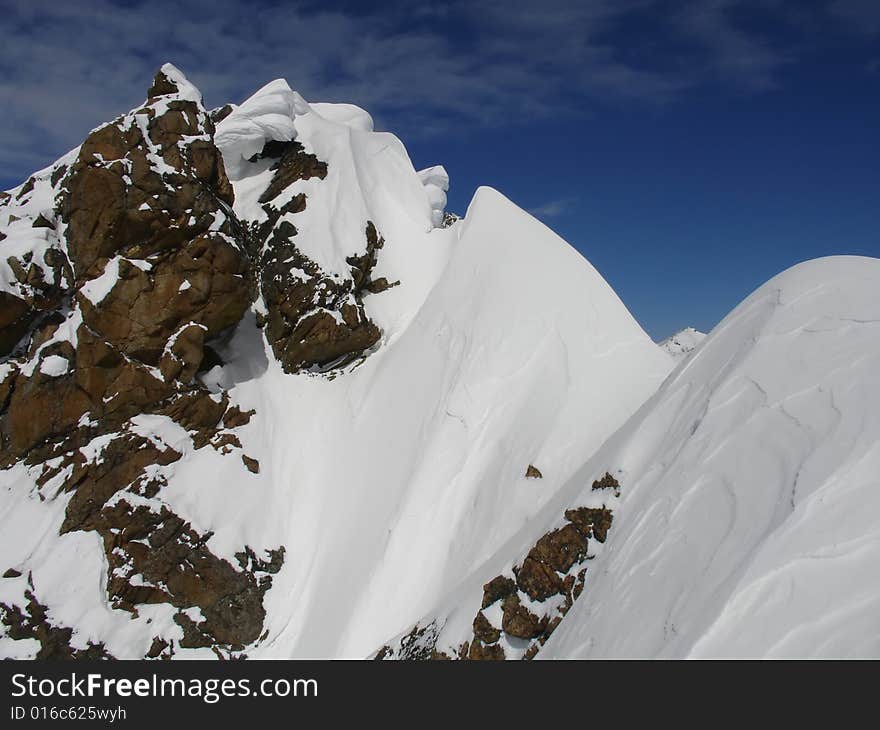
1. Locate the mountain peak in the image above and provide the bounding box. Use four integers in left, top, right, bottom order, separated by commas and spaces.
658, 326, 706, 360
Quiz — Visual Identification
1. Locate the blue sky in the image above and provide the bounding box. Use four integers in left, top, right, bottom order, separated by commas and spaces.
1, 0, 877, 339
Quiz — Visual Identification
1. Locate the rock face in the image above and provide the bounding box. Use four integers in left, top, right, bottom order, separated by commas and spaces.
1, 582, 114, 660
244, 138, 391, 373
0, 65, 305, 658
0, 63, 409, 659
0, 62, 409, 659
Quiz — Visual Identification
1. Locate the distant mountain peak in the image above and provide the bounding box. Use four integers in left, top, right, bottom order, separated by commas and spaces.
658, 327, 706, 361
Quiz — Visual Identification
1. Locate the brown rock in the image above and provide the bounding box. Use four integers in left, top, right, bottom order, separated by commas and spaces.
0, 292, 33, 356
159, 324, 206, 383
468, 640, 505, 660
223, 406, 255, 429
525, 464, 543, 478
516, 556, 564, 601
501, 594, 546, 639
242, 454, 260, 474
1, 590, 113, 659
564, 506, 613, 543
146, 636, 170, 659
472, 611, 501, 644
481, 574, 517, 608
573, 568, 587, 600
527, 523, 589, 573
592, 472, 620, 493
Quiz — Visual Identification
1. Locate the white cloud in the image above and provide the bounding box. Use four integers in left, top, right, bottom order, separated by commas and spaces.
0, 0, 864, 185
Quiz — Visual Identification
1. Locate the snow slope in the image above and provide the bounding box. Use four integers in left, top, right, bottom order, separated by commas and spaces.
382, 256, 880, 659
658, 327, 706, 361
0, 72, 672, 659
192, 186, 671, 658
534, 256, 880, 657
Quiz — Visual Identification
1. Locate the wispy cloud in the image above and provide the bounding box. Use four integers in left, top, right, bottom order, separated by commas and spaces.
529, 197, 577, 219
829, 0, 880, 35
0, 0, 872, 185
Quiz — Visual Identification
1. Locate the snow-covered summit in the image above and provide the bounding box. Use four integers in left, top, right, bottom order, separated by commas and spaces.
2, 64, 877, 661
658, 326, 706, 360
0, 65, 672, 659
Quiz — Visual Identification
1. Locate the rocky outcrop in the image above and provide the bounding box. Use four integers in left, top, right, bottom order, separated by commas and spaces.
246, 137, 392, 373
375, 472, 621, 661
0, 66, 282, 658
0, 578, 114, 660
0, 63, 403, 658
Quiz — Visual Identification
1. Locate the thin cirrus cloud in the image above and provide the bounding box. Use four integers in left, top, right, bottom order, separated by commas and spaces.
528, 198, 577, 220
0, 0, 870, 186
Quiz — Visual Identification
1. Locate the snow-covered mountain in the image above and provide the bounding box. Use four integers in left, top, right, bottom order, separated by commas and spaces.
658, 327, 706, 360
0, 65, 670, 659
377, 255, 880, 660
1, 65, 877, 660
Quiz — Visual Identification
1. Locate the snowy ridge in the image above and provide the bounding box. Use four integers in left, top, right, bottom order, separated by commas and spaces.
188, 186, 671, 658
374, 256, 880, 659
3, 63, 876, 660
535, 256, 880, 658
0, 67, 671, 659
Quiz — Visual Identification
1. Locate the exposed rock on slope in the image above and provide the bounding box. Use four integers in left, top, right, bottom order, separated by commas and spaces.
374, 473, 619, 660
1, 64, 673, 660
0, 65, 286, 657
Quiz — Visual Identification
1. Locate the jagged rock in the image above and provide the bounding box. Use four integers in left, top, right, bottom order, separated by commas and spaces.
0, 293, 33, 356
60, 431, 182, 534
32, 213, 54, 229
1, 590, 114, 659
501, 594, 546, 639
259, 217, 384, 372
3, 568, 22, 578
564, 506, 613, 543
573, 568, 587, 600
257, 140, 327, 205
146, 636, 170, 659
482, 574, 517, 608
210, 104, 234, 124
525, 464, 542, 478
516, 556, 564, 601
158, 390, 227, 433
472, 611, 501, 644
223, 405, 254, 428
242, 454, 260, 474
592, 472, 620, 494
0, 66, 290, 659
468, 640, 505, 660
159, 323, 206, 383
75, 236, 249, 365
95, 499, 278, 647
235, 546, 285, 575
527, 524, 589, 573
393, 622, 441, 660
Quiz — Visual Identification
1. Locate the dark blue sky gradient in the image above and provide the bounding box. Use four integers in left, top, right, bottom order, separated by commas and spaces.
1, 0, 877, 339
